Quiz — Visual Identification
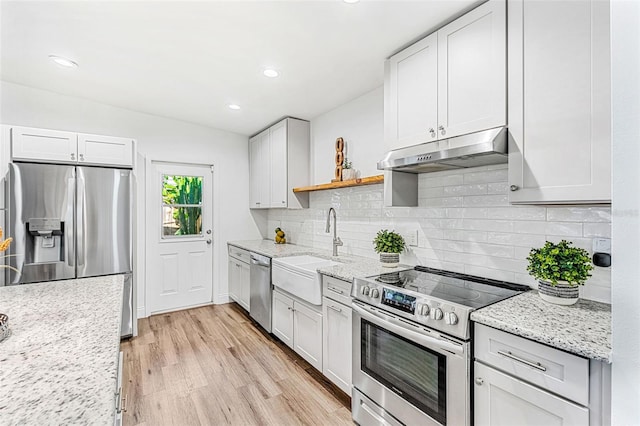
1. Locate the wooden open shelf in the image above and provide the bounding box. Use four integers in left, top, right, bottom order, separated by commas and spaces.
293, 174, 384, 193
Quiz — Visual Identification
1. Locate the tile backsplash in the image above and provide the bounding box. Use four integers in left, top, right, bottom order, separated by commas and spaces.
268, 165, 611, 303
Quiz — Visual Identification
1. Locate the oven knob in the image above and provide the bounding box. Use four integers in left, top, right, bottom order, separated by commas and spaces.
431, 307, 443, 321
361, 286, 370, 296
370, 288, 380, 298
445, 312, 459, 325
419, 304, 430, 316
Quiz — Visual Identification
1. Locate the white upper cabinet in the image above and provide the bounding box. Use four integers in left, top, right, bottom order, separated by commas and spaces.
385, 33, 438, 151
385, 0, 506, 151
508, 0, 611, 204
10, 126, 134, 168
269, 120, 288, 208
11, 127, 78, 164
77, 133, 134, 167
249, 118, 309, 209
437, 0, 506, 139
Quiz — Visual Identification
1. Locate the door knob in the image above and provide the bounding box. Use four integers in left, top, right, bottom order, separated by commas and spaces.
475, 377, 484, 386
206, 239, 212, 244
206, 229, 212, 234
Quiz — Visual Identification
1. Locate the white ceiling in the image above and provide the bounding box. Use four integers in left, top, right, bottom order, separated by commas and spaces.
1, 0, 478, 136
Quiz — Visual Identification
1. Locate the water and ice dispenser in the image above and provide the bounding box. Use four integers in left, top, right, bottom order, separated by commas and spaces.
26, 219, 65, 264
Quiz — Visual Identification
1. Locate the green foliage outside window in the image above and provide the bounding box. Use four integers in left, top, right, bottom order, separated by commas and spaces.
162, 175, 203, 236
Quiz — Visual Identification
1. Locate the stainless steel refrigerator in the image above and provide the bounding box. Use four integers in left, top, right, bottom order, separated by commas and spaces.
6, 162, 133, 337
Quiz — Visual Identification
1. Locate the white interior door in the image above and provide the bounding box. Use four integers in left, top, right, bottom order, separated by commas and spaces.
146, 161, 213, 314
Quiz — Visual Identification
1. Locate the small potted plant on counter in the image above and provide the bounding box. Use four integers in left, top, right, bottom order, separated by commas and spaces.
342, 157, 357, 181
526, 240, 593, 305
373, 229, 405, 268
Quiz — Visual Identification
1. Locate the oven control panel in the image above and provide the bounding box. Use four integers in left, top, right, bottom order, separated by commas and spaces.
353, 278, 471, 339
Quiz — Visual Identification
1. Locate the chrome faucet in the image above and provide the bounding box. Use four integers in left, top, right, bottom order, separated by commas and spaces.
325, 207, 343, 256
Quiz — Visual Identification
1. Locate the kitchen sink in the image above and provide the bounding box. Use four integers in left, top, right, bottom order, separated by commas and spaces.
272, 255, 339, 305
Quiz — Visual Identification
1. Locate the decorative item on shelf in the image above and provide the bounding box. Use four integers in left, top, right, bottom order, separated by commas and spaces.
0, 226, 16, 343
342, 157, 357, 181
332, 137, 344, 182
526, 240, 593, 306
274, 227, 287, 244
373, 229, 405, 268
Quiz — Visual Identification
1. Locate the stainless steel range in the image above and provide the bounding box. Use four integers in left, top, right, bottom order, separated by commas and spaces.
351, 266, 528, 426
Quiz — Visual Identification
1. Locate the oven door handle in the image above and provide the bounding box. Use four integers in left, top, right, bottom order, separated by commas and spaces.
352, 302, 464, 354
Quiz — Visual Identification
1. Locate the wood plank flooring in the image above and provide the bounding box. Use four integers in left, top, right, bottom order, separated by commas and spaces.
120, 303, 352, 426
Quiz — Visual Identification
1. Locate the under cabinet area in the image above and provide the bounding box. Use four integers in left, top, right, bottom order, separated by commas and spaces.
474, 324, 611, 426
272, 288, 323, 370
384, 0, 506, 151
10, 126, 134, 167
507, 0, 611, 204
249, 117, 310, 209
322, 275, 353, 395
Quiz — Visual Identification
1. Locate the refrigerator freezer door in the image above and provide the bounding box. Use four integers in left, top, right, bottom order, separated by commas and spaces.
76, 167, 132, 277
7, 163, 76, 284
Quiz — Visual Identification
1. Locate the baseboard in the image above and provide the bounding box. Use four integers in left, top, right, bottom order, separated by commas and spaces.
137, 306, 147, 319
215, 293, 231, 305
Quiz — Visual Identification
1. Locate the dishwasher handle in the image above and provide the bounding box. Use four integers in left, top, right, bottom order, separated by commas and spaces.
250, 253, 271, 267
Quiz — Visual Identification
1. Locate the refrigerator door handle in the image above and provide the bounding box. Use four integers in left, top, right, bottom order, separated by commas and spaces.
76, 171, 86, 269
66, 175, 76, 268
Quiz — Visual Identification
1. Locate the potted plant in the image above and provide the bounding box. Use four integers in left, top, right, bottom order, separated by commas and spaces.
526, 240, 593, 305
373, 229, 405, 268
342, 157, 357, 181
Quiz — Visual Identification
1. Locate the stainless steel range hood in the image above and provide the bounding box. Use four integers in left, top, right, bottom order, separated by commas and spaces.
379, 127, 508, 207
378, 127, 508, 173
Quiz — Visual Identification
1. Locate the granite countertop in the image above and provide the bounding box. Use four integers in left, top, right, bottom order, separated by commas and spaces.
0, 275, 124, 425
228, 240, 412, 282
471, 291, 612, 363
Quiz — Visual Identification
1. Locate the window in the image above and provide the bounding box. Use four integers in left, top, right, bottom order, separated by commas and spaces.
162, 175, 203, 237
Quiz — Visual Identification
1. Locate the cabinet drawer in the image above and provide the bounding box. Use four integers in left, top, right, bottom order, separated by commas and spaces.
228, 245, 250, 264
475, 324, 589, 406
322, 275, 352, 305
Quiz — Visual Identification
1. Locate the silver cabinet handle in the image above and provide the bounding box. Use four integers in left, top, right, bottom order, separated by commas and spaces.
121, 393, 128, 413
497, 350, 547, 372
510, 185, 519, 191
438, 125, 446, 135
282, 200, 286, 204
79, 153, 84, 161
429, 128, 436, 138
475, 377, 484, 386
327, 286, 344, 295
70, 152, 76, 160
328, 305, 342, 313
206, 229, 212, 234
206, 239, 212, 244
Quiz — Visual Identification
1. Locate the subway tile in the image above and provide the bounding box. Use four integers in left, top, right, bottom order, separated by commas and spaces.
410, 208, 447, 219
442, 184, 488, 196
486, 207, 546, 221
546, 207, 612, 223
463, 168, 508, 184
583, 223, 612, 238
421, 196, 464, 207
487, 232, 546, 248
463, 242, 514, 258
463, 265, 516, 282
418, 187, 445, 198
462, 219, 513, 233
487, 182, 509, 194
463, 194, 509, 207
513, 221, 583, 237
442, 229, 488, 242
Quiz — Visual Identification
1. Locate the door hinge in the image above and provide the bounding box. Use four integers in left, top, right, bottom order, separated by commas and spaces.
210, 165, 214, 173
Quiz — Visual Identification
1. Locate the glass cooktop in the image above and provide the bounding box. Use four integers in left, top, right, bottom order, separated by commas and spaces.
372, 266, 530, 309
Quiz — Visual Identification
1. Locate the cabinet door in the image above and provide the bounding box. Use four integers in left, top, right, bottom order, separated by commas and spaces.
322, 297, 352, 394
269, 120, 288, 208
272, 290, 294, 348
77, 133, 133, 167
11, 126, 77, 163
249, 135, 262, 208
508, 0, 610, 203
239, 261, 251, 312
293, 301, 323, 371
228, 259, 240, 303
437, 0, 506, 139
385, 32, 438, 151
474, 362, 589, 426
258, 130, 271, 207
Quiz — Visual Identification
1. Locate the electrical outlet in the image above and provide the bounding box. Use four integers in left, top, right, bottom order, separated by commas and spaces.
403, 230, 418, 247
592, 238, 611, 254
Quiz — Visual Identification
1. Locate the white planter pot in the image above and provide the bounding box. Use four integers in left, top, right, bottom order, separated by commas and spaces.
379, 252, 400, 268
538, 279, 580, 305
342, 169, 357, 180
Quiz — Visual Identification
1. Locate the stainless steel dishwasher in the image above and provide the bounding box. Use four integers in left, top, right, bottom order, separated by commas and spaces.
249, 252, 272, 332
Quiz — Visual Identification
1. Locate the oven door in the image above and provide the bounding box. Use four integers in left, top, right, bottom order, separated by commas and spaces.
352, 301, 470, 426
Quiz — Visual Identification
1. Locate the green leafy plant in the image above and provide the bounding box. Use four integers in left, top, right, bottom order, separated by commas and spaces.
163, 176, 202, 236
373, 230, 405, 254
343, 157, 352, 169
526, 240, 593, 286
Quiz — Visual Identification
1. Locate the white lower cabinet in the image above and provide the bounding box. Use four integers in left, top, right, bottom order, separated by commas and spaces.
228, 257, 250, 312
474, 362, 589, 426
322, 296, 352, 394
272, 289, 322, 370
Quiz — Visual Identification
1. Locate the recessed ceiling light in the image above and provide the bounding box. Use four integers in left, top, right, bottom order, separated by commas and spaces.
343, 0, 360, 3
49, 55, 78, 68
228, 104, 241, 110
263, 69, 279, 78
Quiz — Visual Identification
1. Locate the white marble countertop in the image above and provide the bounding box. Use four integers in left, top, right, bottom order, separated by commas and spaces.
228, 240, 412, 282
471, 291, 612, 363
0, 275, 124, 425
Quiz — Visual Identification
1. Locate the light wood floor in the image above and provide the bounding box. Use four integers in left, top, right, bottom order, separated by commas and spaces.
120, 303, 352, 426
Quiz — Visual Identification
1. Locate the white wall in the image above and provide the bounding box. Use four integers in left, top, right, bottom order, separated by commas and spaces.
0, 81, 262, 316
269, 82, 612, 304
611, 0, 640, 422
311, 87, 384, 184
